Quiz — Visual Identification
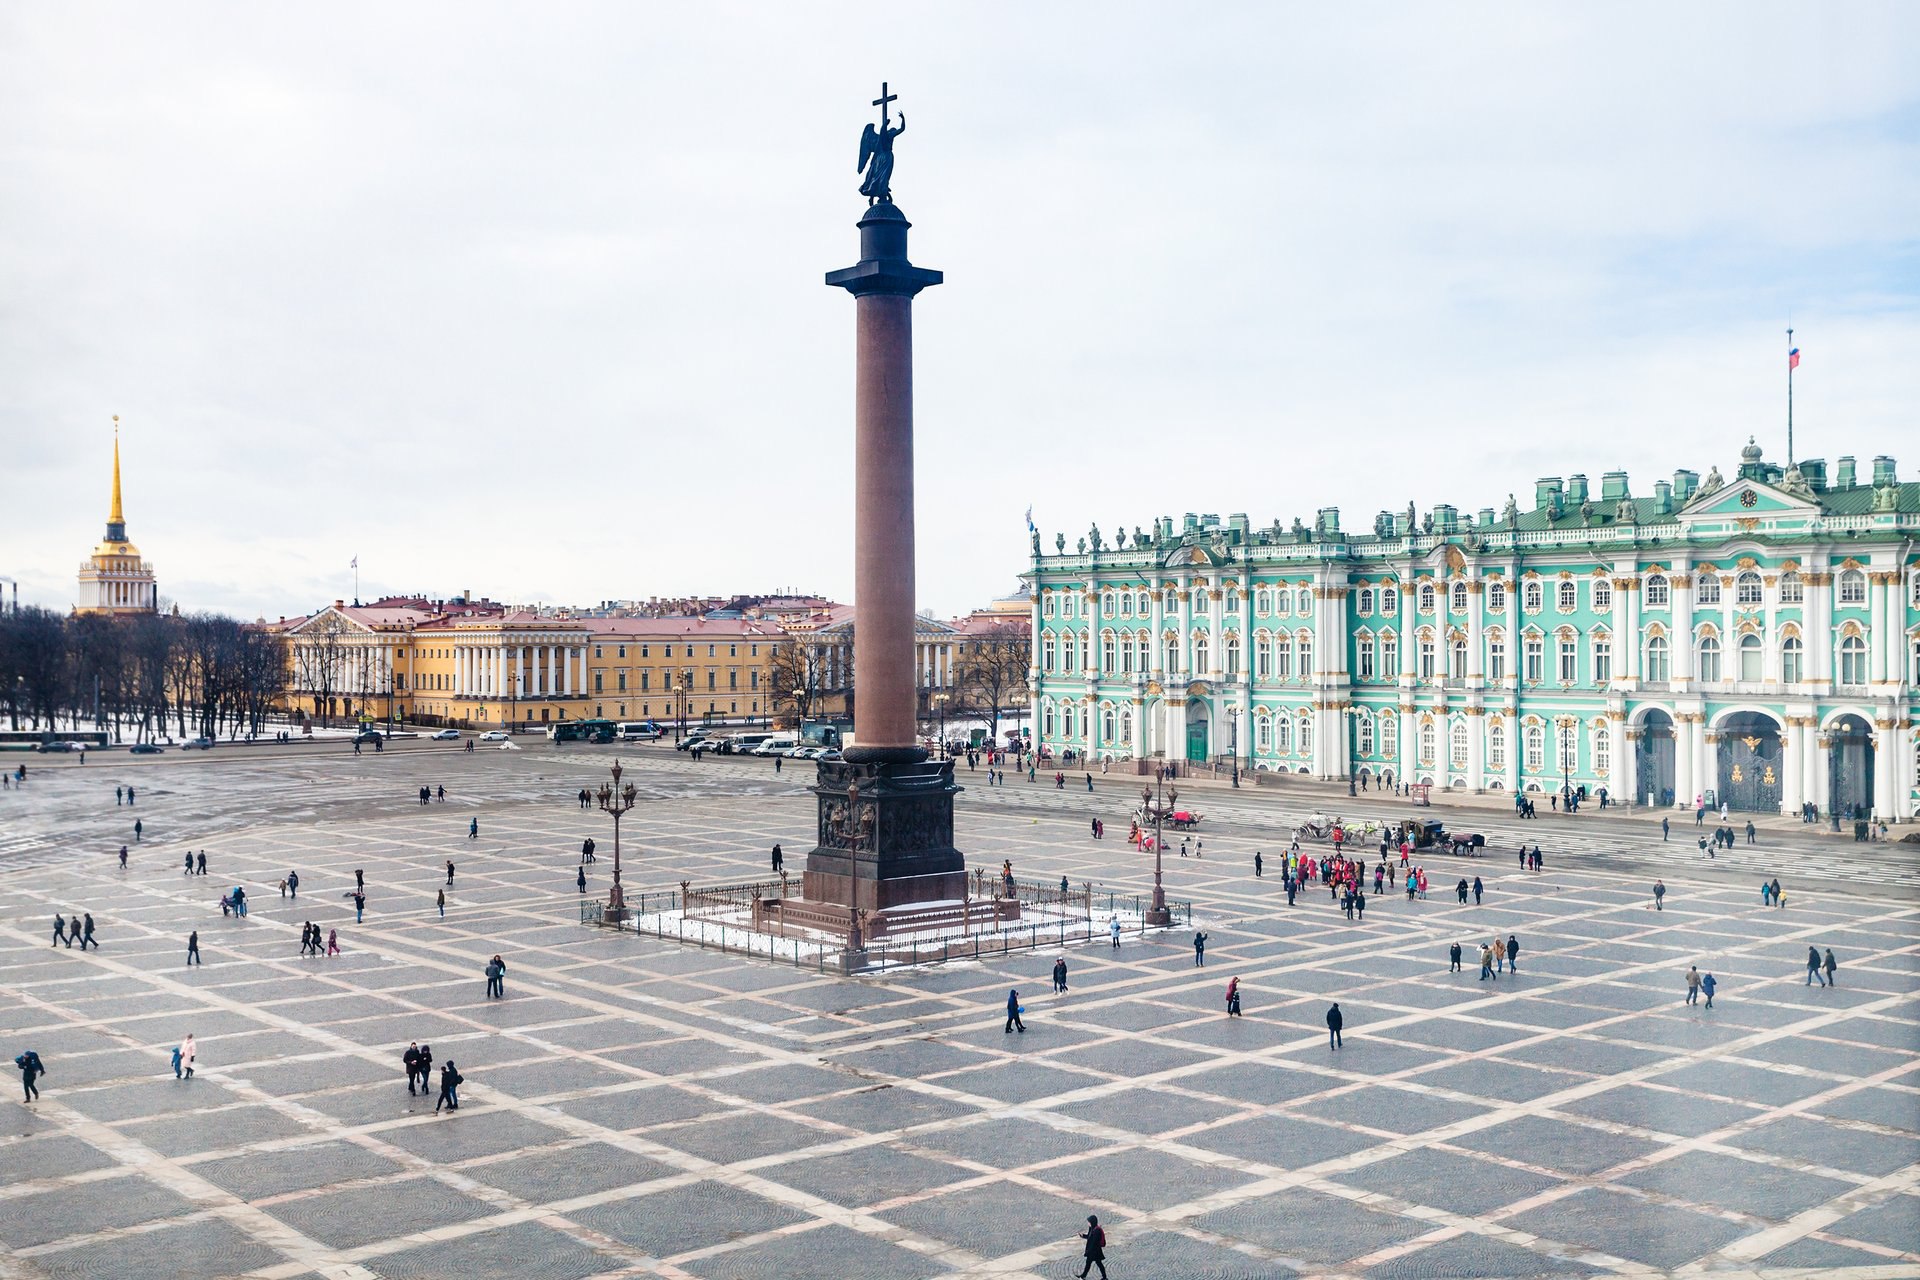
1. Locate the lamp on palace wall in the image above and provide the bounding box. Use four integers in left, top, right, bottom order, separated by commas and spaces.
1226, 706, 1240, 788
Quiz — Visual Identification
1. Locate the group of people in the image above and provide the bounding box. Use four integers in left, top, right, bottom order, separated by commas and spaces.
299, 921, 341, 956
1451, 934, 1519, 979
418, 785, 446, 804
402, 1041, 464, 1111
50, 912, 98, 949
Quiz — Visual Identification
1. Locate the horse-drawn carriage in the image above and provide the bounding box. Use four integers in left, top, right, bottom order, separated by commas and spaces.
1444, 831, 1486, 856
1138, 803, 1202, 831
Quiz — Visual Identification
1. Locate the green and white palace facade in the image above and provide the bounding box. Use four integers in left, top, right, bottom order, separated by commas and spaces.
1024, 443, 1920, 821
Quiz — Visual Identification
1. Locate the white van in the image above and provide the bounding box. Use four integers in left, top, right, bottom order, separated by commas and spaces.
752, 736, 799, 756
617, 722, 660, 741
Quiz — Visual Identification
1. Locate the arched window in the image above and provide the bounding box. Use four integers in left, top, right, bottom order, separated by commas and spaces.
1063, 594, 1076, 618
1255, 630, 1272, 678
1451, 581, 1468, 612
1419, 720, 1436, 766
1645, 633, 1670, 682
1296, 587, 1313, 614
1592, 721, 1610, 776
1042, 634, 1056, 672
1119, 632, 1134, 674
1296, 632, 1314, 677
1254, 589, 1270, 614
1380, 631, 1398, 676
1274, 714, 1292, 754
1379, 712, 1397, 759
1736, 572, 1763, 605
1042, 594, 1056, 618
1738, 633, 1762, 681
1558, 580, 1577, 611
1355, 631, 1376, 681
1164, 632, 1180, 673
1101, 632, 1116, 673
1042, 700, 1055, 736
1193, 633, 1209, 673
1224, 633, 1241, 676
1524, 724, 1545, 771
1840, 633, 1867, 684
1418, 582, 1436, 613
1450, 718, 1468, 769
1255, 714, 1271, 752
1120, 710, 1132, 743
1357, 587, 1375, 615
1418, 631, 1436, 681
1101, 591, 1115, 617
1644, 574, 1669, 607
1356, 712, 1375, 756
1487, 628, 1506, 681
1696, 573, 1722, 605
1487, 579, 1507, 611
1781, 635, 1803, 683
1274, 634, 1294, 680
1119, 592, 1133, 617
1593, 578, 1613, 612
1698, 634, 1721, 683
1298, 713, 1314, 756
1101, 708, 1115, 740
1488, 721, 1506, 769
1839, 569, 1868, 605
1779, 571, 1803, 603
1450, 635, 1467, 680
1524, 580, 1543, 612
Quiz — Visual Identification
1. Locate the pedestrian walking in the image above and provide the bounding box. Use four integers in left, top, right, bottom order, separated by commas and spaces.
771, 844, 783, 874
1005, 987, 1026, 1034
1505, 933, 1518, 973
403, 1042, 422, 1094
468, 818, 478, 839
1193, 931, 1209, 966
52, 913, 70, 948
1745, 820, 1756, 845
119, 845, 127, 868
437, 785, 445, 801
1077, 1215, 1108, 1280
287, 870, 298, 899
485, 954, 506, 998
1108, 916, 1121, 949
1685, 966, 1701, 1004
16, 1049, 45, 1102
1449, 941, 1462, 972
1326, 1002, 1344, 1050
180, 1033, 196, 1079
171, 1043, 184, 1078
1662, 816, 1670, 841
134, 818, 143, 842
1770, 877, 1782, 907
1052, 957, 1068, 993
1823, 948, 1838, 987
446, 860, 455, 886
116, 785, 123, 805
1652, 879, 1666, 911
436, 889, 445, 918
326, 928, 340, 957
576, 865, 587, 893
1479, 944, 1496, 981
80, 914, 96, 950
435, 1060, 462, 1113
186, 930, 200, 965
1702, 971, 1717, 1008
1225, 976, 1242, 1017
1254, 850, 1263, 877
196, 851, 206, 875
1456, 878, 1470, 905
1472, 876, 1484, 905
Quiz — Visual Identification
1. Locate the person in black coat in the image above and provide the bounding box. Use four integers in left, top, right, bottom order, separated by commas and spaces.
435, 1060, 461, 1113
1004, 988, 1025, 1034
1077, 1214, 1108, 1279
403, 1042, 422, 1095
1326, 1002, 1344, 1050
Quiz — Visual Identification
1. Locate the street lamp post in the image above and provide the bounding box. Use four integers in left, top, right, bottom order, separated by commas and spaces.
1560, 717, 1573, 808
595, 759, 638, 922
1227, 706, 1239, 788
791, 687, 807, 736
1009, 688, 1029, 761
931, 692, 949, 759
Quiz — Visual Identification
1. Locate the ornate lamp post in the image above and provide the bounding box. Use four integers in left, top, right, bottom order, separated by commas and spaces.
931, 691, 949, 758
596, 759, 638, 922
1141, 779, 1173, 927
1226, 706, 1240, 788
1009, 687, 1029, 759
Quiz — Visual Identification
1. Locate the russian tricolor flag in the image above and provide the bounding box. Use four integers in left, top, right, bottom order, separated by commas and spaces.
1788, 347, 1801, 370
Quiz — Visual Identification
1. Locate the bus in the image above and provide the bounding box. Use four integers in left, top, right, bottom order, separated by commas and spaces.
548, 719, 617, 744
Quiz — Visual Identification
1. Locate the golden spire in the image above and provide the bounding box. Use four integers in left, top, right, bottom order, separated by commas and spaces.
109, 415, 124, 527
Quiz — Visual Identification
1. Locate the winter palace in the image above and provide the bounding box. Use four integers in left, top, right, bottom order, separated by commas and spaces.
1025, 442, 1919, 821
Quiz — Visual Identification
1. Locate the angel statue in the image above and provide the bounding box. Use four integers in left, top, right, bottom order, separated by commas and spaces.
858, 84, 906, 204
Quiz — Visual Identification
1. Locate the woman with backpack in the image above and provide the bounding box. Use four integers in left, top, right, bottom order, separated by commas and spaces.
435, 1060, 462, 1113
17, 1050, 46, 1102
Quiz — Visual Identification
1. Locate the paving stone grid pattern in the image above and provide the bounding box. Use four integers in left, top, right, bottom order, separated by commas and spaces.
1, 746, 1917, 1280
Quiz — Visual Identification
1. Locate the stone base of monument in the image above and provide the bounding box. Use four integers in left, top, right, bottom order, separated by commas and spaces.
800, 758, 968, 914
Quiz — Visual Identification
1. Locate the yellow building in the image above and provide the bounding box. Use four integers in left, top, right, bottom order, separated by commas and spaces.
76, 418, 159, 615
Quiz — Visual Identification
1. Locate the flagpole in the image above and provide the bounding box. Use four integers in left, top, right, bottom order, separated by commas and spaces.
1786, 326, 1794, 466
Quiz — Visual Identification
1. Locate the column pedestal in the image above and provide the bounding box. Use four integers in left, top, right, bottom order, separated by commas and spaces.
802, 759, 967, 913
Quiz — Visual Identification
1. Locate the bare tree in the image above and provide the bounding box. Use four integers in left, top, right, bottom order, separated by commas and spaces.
766, 635, 836, 730
953, 623, 1031, 742
293, 612, 352, 727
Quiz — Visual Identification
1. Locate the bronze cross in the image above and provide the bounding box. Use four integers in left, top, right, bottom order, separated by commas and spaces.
872, 82, 897, 130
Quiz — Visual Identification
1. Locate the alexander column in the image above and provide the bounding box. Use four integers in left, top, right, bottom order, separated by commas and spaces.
804, 84, 967, 922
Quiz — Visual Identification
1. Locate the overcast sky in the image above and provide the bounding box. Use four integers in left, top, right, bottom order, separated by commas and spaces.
3, 4, 1916, 620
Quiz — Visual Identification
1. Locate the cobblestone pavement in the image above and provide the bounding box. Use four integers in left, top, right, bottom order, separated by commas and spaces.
2, 747, 1917, 1279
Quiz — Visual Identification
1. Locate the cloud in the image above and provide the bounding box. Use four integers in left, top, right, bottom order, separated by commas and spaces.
3, 3, 1915, 618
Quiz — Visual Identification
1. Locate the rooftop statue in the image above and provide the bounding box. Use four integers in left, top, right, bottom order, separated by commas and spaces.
1699, 466, 1724, 496
858, 83, 906, 204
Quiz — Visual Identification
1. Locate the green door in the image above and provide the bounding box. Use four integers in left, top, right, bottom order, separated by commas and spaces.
1186, 724, 1209, 762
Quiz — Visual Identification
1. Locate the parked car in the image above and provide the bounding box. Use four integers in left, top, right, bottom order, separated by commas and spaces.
130, 743, 165, 755
479, 730, 509, 742
677, 733, 712, 752
817, 748, 844, 762
430, 729, 461, 741
35, 740, 78, 753
183, 736, 215, 750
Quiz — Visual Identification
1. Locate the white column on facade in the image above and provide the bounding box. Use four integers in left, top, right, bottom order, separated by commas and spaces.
1206, 575, 1224, 679
1671, 557, 1694, 684
1399, 573, 1418, 681
458, 647, 468, 696
1087, 697, 1098, 761
1874, 718, 1897, 817
1505, 714, 1520, 794
1764, 576, 1782, 683
1466, 710, 1485, 791
1131, 698, 1146, 758
1176, 575, 1194, 675
1608, 717, 1631, 800
1781, 720, 1805, 814
1612, 563, 1633, 685
1148, 586, 1165, 678
1504, 569, 1522, 689
1466, 578, 1485, 689
1870, 570, 1890, 685
1674, 716, 1696, 808
1721, 574, 1735, 685
1807, 558, 1831, 686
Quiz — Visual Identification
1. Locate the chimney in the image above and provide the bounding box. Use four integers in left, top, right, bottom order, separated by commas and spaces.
1835, 457, 1856, 488
1672, 470, 1698, 502
1600, 471, 1629, 500
1534, 477, 1564, 514
1316, 506, 1341, 535
1478, 507, 1495, 527
1872, 455, 1896, 486
1799, 458, 1826, 490
1566, 474, 1589, 505
1653, 480, 1672, 514
1183, 513, 1199, 532
1432, 504, 1458, 533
